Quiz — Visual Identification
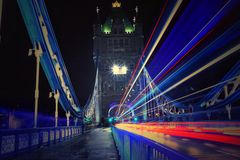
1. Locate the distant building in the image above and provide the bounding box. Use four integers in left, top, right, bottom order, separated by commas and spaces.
93, 1, 143, 120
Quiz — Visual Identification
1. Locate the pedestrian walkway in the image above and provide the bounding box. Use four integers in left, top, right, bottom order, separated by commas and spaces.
9, 127, 119, 160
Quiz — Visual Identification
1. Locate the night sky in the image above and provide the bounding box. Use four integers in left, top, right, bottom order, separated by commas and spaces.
0, 0, 163, 116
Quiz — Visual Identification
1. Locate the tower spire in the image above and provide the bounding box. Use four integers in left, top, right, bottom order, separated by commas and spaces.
135, 5, 139, 14
96, 6, 100, 14
134, 5, 140, 23
112, 0, 121, 8
95, 5, 101, 24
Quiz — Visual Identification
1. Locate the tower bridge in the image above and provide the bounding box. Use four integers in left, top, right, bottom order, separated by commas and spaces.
0, 0, 240, 159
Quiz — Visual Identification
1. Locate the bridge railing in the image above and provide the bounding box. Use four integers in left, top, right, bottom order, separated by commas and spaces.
112, 126, 196, 160
0, 126, 82, 159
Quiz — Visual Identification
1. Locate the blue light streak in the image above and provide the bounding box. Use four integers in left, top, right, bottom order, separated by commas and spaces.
118, 0, 240, 119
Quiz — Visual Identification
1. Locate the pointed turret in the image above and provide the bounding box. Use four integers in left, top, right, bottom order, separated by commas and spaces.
93, 5, 102, 36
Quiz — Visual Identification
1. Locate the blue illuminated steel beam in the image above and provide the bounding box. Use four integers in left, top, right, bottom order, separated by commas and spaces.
17, 0, 82, 117
200, 61, 240, 109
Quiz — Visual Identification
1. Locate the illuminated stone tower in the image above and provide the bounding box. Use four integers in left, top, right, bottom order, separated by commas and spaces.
93, 1, 143, 120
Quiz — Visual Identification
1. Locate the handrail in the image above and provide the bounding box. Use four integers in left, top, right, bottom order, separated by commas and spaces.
112, 126, 196, 160
0, 126, 82, 159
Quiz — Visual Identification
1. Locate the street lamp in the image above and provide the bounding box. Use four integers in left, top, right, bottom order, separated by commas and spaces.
112, 65, 119, 74
49, 89, 60, 128
66, 111, 71, 127
28, 42, 43, 128
121, 66, 127, 73
111, 64, 128, 75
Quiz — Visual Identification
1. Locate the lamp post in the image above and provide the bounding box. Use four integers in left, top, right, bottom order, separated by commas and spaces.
111, 64, 128, 75
74, 117, 78, 126
66, 111, 70, 127
29, 42, 43, 128
49, 90, 60, 128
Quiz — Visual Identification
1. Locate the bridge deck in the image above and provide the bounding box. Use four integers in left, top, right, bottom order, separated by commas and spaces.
11, 127, 119, 160
160, 134, 240, 159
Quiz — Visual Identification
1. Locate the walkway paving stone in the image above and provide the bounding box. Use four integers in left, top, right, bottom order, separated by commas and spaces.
8, 127, 119, 160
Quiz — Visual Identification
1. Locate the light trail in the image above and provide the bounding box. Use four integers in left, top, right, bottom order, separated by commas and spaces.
129, 95, 204, 121
115, 0, 169, 116
121, 76, 239, 119
118, 43, 240, 119
121, 68, 187, 117
127, 28, 210, 110
131, 21, 240, 112
115, 122, 240, 146
130, 95, 204, 118
117, 0, 183, 116
125, 0, 232, 111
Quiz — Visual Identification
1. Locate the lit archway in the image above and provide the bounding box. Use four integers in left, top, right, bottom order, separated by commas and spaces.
108, 104, 134, 118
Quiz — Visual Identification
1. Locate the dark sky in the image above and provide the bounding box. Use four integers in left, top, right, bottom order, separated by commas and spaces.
0, 0, 163, 116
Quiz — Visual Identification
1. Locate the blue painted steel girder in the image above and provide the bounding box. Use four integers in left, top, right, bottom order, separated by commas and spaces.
17, 0, 82, 117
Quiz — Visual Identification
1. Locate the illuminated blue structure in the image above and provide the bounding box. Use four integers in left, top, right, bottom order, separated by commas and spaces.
17, 0, 82, 117
117, 0, 240, 122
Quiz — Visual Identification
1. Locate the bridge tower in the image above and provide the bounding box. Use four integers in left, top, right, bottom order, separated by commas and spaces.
93, 1, 143, 121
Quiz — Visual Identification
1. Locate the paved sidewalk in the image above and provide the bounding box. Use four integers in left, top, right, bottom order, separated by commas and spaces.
9, 127, 119, 160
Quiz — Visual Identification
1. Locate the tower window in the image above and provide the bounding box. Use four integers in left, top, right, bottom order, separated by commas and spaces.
125, 39, 129, 46
120, 39, 123, 48
114, 39, 118, 48
113, 28, 117, 34
119, 29, 123, 34
108, 39, 112, 47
